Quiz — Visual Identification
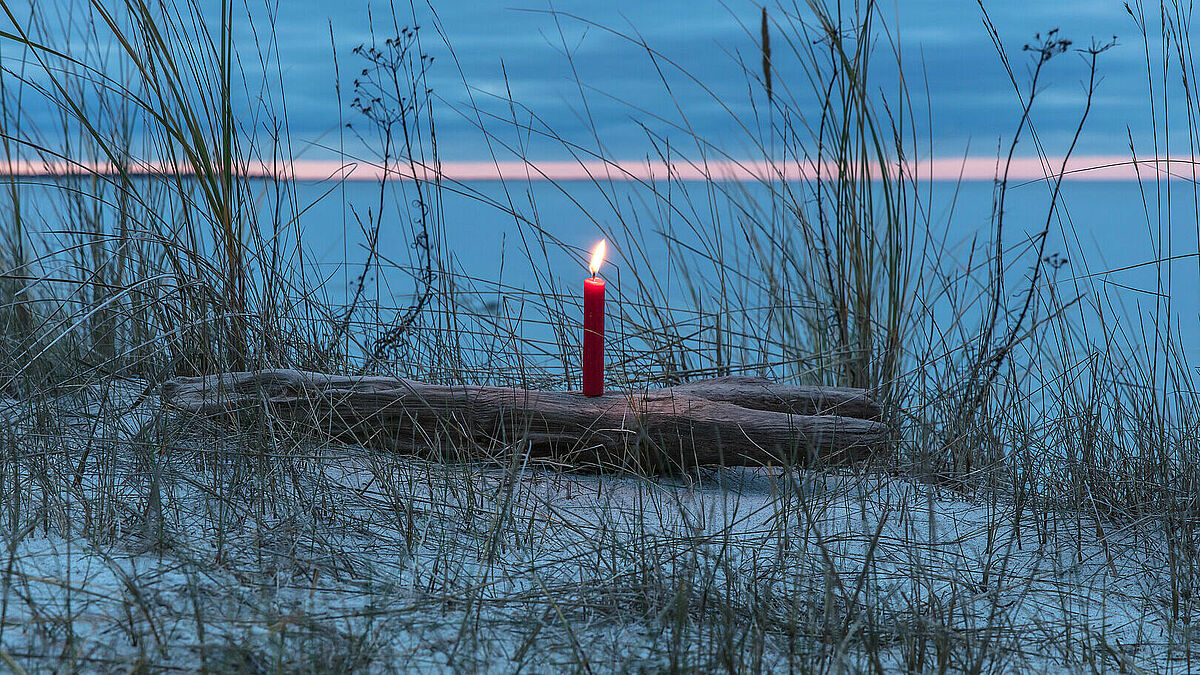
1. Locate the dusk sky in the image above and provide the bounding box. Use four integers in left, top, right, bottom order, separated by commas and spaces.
2, 1, 1175, 176
271, 0, 1149, 166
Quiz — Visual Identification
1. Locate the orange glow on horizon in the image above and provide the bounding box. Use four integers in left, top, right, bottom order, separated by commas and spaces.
2, 156, 1189, 183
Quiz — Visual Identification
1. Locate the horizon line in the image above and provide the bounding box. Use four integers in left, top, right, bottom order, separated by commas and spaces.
1, 155, 1197, 183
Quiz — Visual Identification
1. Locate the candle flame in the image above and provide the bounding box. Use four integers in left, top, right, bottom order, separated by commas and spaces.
588, 240, 606, 277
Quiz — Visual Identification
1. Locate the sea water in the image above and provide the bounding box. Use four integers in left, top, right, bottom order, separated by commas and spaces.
6, 173, 1198, 372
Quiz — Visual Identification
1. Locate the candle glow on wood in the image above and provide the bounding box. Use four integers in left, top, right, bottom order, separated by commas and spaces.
583, 240, 606, 397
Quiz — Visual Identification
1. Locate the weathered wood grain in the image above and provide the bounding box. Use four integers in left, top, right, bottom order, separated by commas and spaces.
161, 370, 889, 471
669, 375, 883, 420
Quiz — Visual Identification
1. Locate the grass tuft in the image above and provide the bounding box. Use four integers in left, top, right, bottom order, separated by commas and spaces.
0, 0, 1198, 670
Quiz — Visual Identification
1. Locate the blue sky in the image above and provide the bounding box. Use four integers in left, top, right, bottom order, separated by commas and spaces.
0, 1, 1173, 165
276, 0, 1150, 163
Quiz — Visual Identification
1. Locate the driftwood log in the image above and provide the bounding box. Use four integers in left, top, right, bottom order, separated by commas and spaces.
161, 370, 889, 471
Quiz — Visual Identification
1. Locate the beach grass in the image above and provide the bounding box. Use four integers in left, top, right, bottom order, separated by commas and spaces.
0, 0, 1199, 671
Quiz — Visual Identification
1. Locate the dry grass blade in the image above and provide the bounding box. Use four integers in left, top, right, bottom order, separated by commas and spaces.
0, 0, 1197, 671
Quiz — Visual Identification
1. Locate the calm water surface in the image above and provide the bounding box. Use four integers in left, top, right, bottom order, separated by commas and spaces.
287, 176, 1200, 364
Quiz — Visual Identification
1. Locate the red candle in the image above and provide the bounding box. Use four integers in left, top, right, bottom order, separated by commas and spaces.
583, 240, 606, 397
